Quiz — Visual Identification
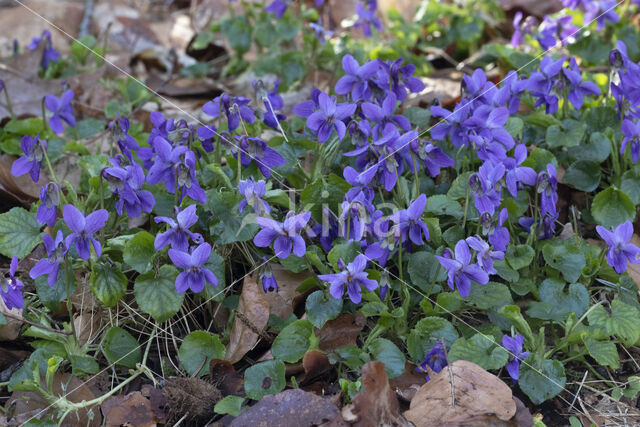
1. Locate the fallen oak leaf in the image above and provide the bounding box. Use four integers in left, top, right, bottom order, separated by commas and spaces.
225, 276, 270, 363
346, 361, 407, 426
404, 360, 517, 427
317, 312, 366, 352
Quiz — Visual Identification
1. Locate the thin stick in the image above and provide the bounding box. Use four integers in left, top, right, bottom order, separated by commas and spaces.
568, 371, 588, 413
442, 337, 455, 409
2, 311, 72, 335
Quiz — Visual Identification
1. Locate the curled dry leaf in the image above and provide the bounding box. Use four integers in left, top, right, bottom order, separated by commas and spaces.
209, 358, 244, 396
264, 265, 311, 319
301, 349, 332, 385
6, 372, 101, 427
225, 276, 270, 363
404, 360, 517, 427
230, 389, 340, 427
347, 361, 406, 426
317, 312, 366, 352
101, 391, 157, 427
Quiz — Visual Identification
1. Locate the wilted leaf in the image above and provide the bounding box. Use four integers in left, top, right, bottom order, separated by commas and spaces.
301, 349, 332, 385
347, 361, 405, 426
230, 389, 339, 426
404, 360, 516, 426
264, 265, 310, 319
317, 312, 366, 352
225, 276, 270, 363
102, 391, 156, 427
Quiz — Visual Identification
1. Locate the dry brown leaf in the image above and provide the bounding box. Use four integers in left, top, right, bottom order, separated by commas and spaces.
230, 389, 340, 427
140, 385, 170, 424
404, 360, 516, 427
499, 0, 561, 17
317, 312, 366, 352
405, 69, 463, 109
101, 391, 156, 427
0, 155, 48, 205
209, 358, 244, 396
346, 361, 406, 426
6, 372, 101, 426
301, 349, 332, 385
225, 276, 270, 363
390, 362, 427, 402
264, 265, 311, 318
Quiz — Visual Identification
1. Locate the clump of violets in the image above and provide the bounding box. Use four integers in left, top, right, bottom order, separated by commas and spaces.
45, 89, 76, 134
169, 243, 218, 293
354, 0, 382, 37
318, 254, 378, 304
254, 211, 311, 259
416, 343, 448, 381
436, 240, 489, 298
63, 205, 108, 260
1, 256, 24, 310
202, 93, 255, 133
11, 134, 47, 183
596, 221, 640, 274
28, 30, 61, 68
103, 161, 155, 218
502, 334, 530, 383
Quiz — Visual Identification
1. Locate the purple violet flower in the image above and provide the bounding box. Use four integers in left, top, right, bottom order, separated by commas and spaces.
537, 164, 558, 217
482, 208, 510, 252
103, 162, 156, 218
154, 205, 203, 252
353, 1, 382, 37
382, 58, 425, 102
334, 54, 381, 101
502, 334, 530, 383
236, 136, 286, 178
436, 240, 489, 298
238, 178, 270, 214
416, 343, 448, 381
37, 182, 60, 226
596, 221, 640, 274
465, 235, 503, 275
310, 19, 333, 45
44, 89, 76, 134
169, 243, 218, 293
30, 230, 66, 287
318, 254, 378, 304
562, 58, 601, 110
409, 139, 454, 178
265, 0, 288, 18
28, 30, 61, 68
361, 92, 411, 133
1, 256, 24, 310
621, 119, 640, 162
306, 91, 356, 142
254, 211, 311, 259
202, 93, 255, 133
262, 272, 279, 293
109, 115, 139, 160
11, 134, 47, 183
390, 194, 429, 246
469, 160, 505, 215
63, 205, 108, 260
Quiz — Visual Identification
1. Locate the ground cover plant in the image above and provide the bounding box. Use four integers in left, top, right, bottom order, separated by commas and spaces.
2, 0, 640, 425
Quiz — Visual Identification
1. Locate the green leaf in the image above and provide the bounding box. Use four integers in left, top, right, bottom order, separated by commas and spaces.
300, 175, 350, 223
327, 241, 360, 269
244, 360, 286, 400
306, 290, 342, 328
541, 240, 586, 283
69, 354, 99, 375
448, 333, 508, 370
425, 195, 463, 218
89, 262, 127, 307
563, 160, 601, 192
519, 355, 566, 405
466, 281, 513, 310
499, 305, 534, 344
178, 330, 225, 377
505, 117, 524, 139
134, 265, 184, 323
407, 251, 446, 293
214, 395, 246, 417
0, 207, 42, 258
102, 326, 141, 369
524, 111, 561, 129
526, 279, 589, 322
591, 187, 636, 227
521, 148, 557, 172
568, 33, 611, 65
203, 250, 226, 300
621, 171, 640, 205
407, 317, 458, 362
545, 119, 586, 149
34, 271, 76, 312
403, 107, 431, 127
583, 336, 619, 369
221, 15, 252, 53
447, 171, 473, 200
272, 319, 313, 363
72, 118, 106, 139
123, 231, 155, 273
505, 244, 535, 271
588, 300, 640, 345
278, 254, 307, 273
206, 190, 259, 244
568, 132, 610, 163
368, 338, 405, 378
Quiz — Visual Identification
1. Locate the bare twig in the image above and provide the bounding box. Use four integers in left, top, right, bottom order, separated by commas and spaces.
2, 311, 72, 336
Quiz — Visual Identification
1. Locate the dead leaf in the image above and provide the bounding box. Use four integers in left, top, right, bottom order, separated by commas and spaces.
0, 297, 23, 341
102, 391, 156, 427
6, 372, 101, 426
390, 362, 427, 402
164, 377, 221, 424
230, 389, 340, 427
499, 0, 561, 18
0, 345, 29, 372
0, 155, 48, 205
301, 350, 332, 385
317, 313, 366, 352
264, 265, 311, 318
209, 358, 244, 396
140, 385, 170, 424
146, 73, 222, 98
225, 276, 270, 363
345, 361, 406, 426
404, 360, 517, 427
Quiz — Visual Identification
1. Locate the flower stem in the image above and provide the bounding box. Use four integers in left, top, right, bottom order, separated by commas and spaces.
41, 97, 48, 133
65, 260, 77, 340
2, 86, 14, 119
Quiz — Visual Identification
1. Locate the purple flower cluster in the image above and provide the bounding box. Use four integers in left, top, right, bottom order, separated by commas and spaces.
28, 30, 61, 68
1, 257, 24, 310
318, 254, 378, 303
